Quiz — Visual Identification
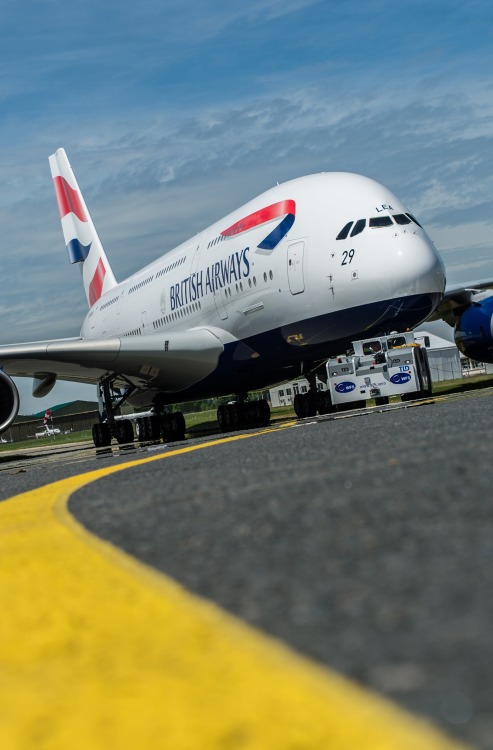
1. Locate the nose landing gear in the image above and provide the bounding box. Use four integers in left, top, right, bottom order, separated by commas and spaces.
293, 374, 336, 418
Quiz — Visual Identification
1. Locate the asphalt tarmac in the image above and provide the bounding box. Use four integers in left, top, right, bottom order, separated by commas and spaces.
2, 392, 493, 748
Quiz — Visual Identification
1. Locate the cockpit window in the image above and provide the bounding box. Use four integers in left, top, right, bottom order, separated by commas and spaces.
406, 213, 422, 228
350, 219, 366, 237
336, 222, 353, 240
393, 213, 412, 225
369, 216, 393, 228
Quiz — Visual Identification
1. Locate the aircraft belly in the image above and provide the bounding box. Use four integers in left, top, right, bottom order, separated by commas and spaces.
169, 290, 443, 401
0, 292, 440, 405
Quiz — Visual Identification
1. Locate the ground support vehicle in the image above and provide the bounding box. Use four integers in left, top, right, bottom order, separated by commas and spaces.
326, 332, 432, 410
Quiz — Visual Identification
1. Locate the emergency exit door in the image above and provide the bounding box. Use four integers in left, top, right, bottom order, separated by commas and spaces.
287, 241, 305, 294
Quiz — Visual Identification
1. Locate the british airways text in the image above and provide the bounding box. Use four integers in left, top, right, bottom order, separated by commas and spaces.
169, 247, 250, 311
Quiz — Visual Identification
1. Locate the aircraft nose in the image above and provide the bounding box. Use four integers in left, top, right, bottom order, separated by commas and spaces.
389, 230, 446, 301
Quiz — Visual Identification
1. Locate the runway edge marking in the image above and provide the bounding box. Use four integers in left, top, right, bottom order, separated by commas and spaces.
0, 429, 469, 750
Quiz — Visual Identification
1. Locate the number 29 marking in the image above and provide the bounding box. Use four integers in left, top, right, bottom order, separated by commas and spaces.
341, 249, 355, 265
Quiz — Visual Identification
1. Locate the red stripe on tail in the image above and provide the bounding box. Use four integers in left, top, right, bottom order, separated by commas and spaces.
89, 259, 106, 306
53, 176, 87, 222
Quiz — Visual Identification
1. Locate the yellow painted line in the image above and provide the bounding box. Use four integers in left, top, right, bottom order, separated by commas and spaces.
0, 432, 469, 750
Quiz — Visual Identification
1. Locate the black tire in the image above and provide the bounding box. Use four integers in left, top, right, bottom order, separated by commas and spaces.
244, 401, 260, 425
419, 349, 433, 397
258, 399, 271, 425
293, 393, 308, 418
306, 392, 317, 417
92, 422, 111, 448
139, 415, 160, 441
317, 391, 334, 415
114, 419, 134, 444
170, 411, 186, 439
217, 404, 228, 432
227, 403, 240, 429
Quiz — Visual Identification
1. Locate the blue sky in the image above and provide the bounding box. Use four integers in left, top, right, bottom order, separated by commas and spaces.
1, 0, 492, 413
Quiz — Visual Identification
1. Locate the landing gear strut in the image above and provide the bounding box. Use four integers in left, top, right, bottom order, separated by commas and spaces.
92, 379, 136, 448
91, 379, 187, 448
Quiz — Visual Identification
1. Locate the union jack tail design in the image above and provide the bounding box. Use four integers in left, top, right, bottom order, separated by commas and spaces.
49, 148, 117, 308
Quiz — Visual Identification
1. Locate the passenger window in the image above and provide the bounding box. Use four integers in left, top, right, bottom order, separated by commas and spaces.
336, 221, 353, 240
393, 214, 412, 225
350, 219, 366, 237
369, 216, 393, 228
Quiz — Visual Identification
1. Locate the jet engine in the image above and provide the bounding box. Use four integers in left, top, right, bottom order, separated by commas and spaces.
0, 370, 20, 434
454, 295, 493, 364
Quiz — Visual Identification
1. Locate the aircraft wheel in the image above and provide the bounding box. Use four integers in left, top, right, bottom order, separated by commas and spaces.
139, 415, 160, 442
293, 393, 308, 418
242, 401, 257, 425
160, 412, 185, 441
92, 422, 111, 448
420, 351, 433, 397
114, 419, 134, 444
217, 404, 229, 432
258, 399, 270, 425
169, 411, 186, 440
224, 403, 238, 429
316, 391, 333, 415
295, 392, 316, 418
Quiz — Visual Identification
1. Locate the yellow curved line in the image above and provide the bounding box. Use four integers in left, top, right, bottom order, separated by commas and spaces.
0, 432, 469, 749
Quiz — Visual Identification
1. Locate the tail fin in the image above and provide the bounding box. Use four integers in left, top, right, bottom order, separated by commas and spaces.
49, 148, 117, 307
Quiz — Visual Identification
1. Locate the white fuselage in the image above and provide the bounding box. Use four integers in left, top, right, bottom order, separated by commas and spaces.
80, 172, 445, 401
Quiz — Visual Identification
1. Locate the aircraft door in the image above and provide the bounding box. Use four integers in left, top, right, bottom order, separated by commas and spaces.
287, 241, 305, 294
214, 287, 228, 320
190, 244, 200, 274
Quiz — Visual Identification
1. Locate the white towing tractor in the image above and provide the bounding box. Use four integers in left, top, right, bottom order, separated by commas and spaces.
325, 332, 433, 410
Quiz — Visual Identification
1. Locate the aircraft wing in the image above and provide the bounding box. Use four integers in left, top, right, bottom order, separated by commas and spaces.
0, 328, 225, 392
428, 278, 493, 325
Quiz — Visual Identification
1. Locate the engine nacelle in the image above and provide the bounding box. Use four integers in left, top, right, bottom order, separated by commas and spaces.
454, 295, 493, 364
0, 370, 20, 434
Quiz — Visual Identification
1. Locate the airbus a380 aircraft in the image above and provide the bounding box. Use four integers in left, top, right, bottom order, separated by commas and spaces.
0, 147, 482, 447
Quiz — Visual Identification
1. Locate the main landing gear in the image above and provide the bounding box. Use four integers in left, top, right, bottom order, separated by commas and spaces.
91, 379, 186, 448
216, 397, 271, 432
293, 374, 336, 418
135, 412, 186, 444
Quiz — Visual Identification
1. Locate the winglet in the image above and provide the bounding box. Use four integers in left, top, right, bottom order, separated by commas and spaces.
49, 148, 117, 307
